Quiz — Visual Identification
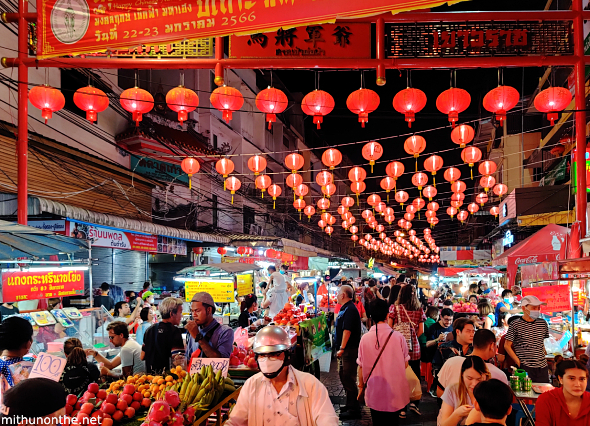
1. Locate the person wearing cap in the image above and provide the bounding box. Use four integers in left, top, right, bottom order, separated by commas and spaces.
141, 297, 185, 373
185, 292, 234, 360
504, 295, 550, 383
224, 325, 338, 426
0, 378, 66, 424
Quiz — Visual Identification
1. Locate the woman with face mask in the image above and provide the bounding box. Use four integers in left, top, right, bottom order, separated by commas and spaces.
224, 326, 338, 426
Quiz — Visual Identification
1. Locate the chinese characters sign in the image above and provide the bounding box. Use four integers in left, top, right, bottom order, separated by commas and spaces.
230, 24, 370, 59
37, 0, 462, 59
386, 21, 572, 58
2, 269, 85, 302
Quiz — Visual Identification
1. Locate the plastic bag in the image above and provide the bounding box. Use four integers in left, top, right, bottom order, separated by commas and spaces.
406, 365, 422, 401
234, 327, 249, 348
318, 352, 331, 373
544, 336, 562, 356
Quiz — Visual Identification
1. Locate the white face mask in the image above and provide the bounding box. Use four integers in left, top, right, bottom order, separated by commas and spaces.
257, 357, 284, 375
528, 310, 541, 319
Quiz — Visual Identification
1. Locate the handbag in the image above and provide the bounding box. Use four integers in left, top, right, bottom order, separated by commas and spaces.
357, 331, 393, 405
392, 305, 416, 352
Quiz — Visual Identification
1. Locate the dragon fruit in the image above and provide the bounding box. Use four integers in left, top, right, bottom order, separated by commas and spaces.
183, 406, 196, 424
147, 401, 170, 424
164, 391, 181, 409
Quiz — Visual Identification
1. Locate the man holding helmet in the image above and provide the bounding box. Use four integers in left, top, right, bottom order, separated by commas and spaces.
224, 325, 338, 426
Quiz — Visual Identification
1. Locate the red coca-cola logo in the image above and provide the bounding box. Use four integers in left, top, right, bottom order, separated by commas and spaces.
515, 255, 538, 265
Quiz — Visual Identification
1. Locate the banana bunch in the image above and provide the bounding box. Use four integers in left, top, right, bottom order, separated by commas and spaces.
177, 365, 232, 412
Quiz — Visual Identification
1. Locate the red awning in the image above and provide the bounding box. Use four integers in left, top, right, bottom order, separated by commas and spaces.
492, 224, 569, 287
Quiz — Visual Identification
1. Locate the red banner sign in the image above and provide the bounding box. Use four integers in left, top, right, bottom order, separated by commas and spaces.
522, 285, 571, 314
2, 269, 85, 302
229, 24, 370, 59
37, 0, 465, 59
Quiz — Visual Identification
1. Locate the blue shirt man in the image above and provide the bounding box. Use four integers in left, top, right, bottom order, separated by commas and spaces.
185, 292, 234, 360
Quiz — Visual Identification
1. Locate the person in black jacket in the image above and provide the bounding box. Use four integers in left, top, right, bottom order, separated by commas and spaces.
60, 338, 99, 395
238, 294, 267, 330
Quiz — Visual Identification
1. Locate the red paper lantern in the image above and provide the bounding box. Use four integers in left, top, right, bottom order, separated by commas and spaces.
346, 88, 380, 127
255, 175, 272, 197
193, 247, 204, 255
285, 153, 305, 173
380, 177, 396, 201
479, 160, 497, 176
301, 89, 335, 129
461, 146, 482, 178
457, 210, 469, 223
265, 248, 277, 258
425, 210, 437, 219
294, 184, 309, 199
451, 180, 467, 193
210, 86, 244, 122
341, 196, 355, 208
349, 166, 367, 183
493, 183, 508, 198
120, 87, 154, 126
29, 85, 66, 123
255, 87, 288, 129
327, 215, 336, 225
447, 206, 458, 218
322, 183, 337, 198
451, 200, 463, 209
404, 135, 427, 158
427, 217, 439, 227
337, 205, 348, 215
317, 197, 330, 211
475, 193, 488, 207
412, 198, 425, 211
215, 158, 235, 178
237, 246, 246, 255
424, 155, 444, 184
451, 192, 465, 202
367, 194, 382, 207
73, 86, 109, 122
293, 198, 306, 212
362, 141, 383, 172
480, 175, 496, 192
350, 225, 359, 234
376, 224, 385, 233
325, 226, 334, 236
375, 202, 386, 214
490, 206, 500, 217
444, 167, 461, 184
166, 86, 199, 123
286, 173, 303, 189
427, 201, 439, 212
393, 87, 427, 128
351, 234, 359, 242
386, 161, 405, 180
322, 148, 342, 170
534, 86, 572, 125
348, 216, 357, 226
225, 176, 241, 204
385, 215, 395, 224
398, 219, 407, 228
316, 170, 333, 188
451, 124, 475, 148
483, 85, 520, 126
436, 87, 471, 127
181, 158, 200, 189
248, 154, 267, 175
406, 204, 417, 214
468, 202, 480, 214
404, 212, 415, 221
351, 181, 366, 197
395, 191, 409, 207
412, 172, 429, 190
268, 184, 282, 208
362, 209, 373, 220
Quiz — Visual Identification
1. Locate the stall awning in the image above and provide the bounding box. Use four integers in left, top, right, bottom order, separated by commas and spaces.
31, 197, 230, 244
280, 238, 334, 258
177, 262, 262, 275
492, 223, 569, 286
457, 267, 501, 275
0, 219, 90, 259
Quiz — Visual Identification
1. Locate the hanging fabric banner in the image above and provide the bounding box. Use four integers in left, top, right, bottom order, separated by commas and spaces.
37, 0, 468, 59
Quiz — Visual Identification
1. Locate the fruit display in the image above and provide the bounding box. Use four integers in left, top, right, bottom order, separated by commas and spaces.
272, 302, 311, 326
229, 346, 258, 369
106, 365, 187, 400
176, 365, 236, 414
453, 301, 478, 313
319, 295, 337, 308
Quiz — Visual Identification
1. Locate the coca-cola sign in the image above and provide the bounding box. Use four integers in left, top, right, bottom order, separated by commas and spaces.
514, 255, 538, 265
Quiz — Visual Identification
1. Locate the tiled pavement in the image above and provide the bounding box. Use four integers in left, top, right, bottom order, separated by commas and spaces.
320, 359, 438, 426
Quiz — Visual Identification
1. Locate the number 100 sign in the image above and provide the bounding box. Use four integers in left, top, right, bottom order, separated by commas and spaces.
29, 352, 67, 381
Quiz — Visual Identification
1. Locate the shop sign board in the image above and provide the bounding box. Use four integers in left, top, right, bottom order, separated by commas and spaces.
1, 268, 85, 302
385, 21, 572, 58
28, 220, 66, 234
229, 24, 370, 59
521, 284, 570, 313
157, 236, 187, 256
189, 357, 229, 377
131, 157, 189, 185
37, 0, 459, 59
236, 274, 253, 297
69, 222, 158, 251
185, 279, 234, 303
503, 231, 514, 247
520, 262, 559, 287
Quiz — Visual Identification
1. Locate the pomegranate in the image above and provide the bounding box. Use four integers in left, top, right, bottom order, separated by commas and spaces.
96, 389, 107, 400
116, 400, 128, 411
65, 405, 73, 415
141, 398, 151, 408
131, 401, 141, 411
229, 356, 240, 366
164, 391, 180, 409
101, 419, 113, 426
101, 403, 116, 415
132, 392, 142, 402
124, 407, 136, 419
122, 384, 136, 395
76, 412, 90, 425
87, 383, 99, 394
66, 395, 78, 406
121, 394, 133, 405
247, 358, 258, 369
112, 411, 124, 422
105, 394, 118, 405
80, 403, 94, 415
82, 391, 95, 401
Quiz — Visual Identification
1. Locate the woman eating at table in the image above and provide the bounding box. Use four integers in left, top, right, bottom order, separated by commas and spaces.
535, 358, 590, 426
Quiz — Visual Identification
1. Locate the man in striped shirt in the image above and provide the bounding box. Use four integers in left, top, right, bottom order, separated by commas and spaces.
504, 295, 550, 383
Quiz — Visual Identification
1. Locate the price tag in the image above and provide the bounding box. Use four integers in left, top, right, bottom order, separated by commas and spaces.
189, 358, 229, 378
29, 352, 66, 381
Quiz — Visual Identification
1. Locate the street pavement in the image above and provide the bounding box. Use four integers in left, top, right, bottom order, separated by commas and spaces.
320, 359, 438, 426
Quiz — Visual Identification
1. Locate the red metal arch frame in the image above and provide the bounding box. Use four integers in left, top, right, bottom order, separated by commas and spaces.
2, 3, 590, 257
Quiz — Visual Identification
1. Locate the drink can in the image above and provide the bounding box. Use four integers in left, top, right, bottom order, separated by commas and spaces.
510, 376, 520, 391
523, 378, 532, 391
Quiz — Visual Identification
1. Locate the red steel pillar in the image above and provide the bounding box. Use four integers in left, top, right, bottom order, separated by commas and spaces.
17, 0, 28, 225
574, 0, 587, 245
214, 37, 224, 86
376, 17, 386, 86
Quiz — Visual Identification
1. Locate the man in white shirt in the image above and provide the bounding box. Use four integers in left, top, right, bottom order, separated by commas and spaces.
437, 329, 508, 396
87, 321, 145, 377
261, 265, 289, 318
225, 326, 338, 426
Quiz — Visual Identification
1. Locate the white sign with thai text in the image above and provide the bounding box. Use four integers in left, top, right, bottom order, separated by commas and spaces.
189, 357, 229, 378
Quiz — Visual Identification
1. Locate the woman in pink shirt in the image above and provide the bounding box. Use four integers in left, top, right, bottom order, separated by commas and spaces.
357, 298, 410, 426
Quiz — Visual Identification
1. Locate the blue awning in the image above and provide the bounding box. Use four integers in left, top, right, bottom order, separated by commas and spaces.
0, 220, 90, 259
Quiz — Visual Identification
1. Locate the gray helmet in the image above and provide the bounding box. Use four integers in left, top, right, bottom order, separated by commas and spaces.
252, 325, 292, 354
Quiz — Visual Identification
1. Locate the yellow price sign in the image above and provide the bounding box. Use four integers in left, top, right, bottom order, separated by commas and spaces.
237, 274, 254, 297
185, 280, 234, 303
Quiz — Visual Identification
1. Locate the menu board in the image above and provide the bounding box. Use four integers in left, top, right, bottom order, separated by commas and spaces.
236, 274, 254, 297
2, 269, 85, 302
522, 285, 571, 313
185, 280, 234, 303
